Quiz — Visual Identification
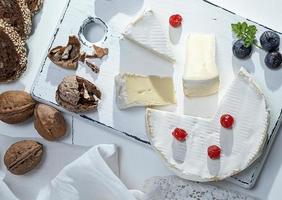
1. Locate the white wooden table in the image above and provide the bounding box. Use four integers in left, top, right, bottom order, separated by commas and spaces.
1, 0, 282, 199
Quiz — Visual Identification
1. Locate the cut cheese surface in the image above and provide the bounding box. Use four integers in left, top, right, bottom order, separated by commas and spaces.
183, 34, 219, 97
124, 10, 175, 63
115, 73, 176, 109
147, 68, 269, 182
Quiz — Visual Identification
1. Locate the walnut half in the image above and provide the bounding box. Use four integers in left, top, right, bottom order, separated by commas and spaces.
56, 75, 101, 113
48, 36, 81, 69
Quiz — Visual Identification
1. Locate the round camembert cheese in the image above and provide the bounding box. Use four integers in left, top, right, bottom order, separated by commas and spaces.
146, 68, 269, 182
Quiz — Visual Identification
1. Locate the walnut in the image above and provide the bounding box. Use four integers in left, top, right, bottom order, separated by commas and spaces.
56, 75, 101, 113
48, 36, 81, 69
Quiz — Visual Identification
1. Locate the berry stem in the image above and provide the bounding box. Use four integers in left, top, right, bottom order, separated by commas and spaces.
253, 41, 263, 50
240, 32, 262, 49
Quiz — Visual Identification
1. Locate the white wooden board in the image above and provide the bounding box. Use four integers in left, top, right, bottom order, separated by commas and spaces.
31, 0, 282, 188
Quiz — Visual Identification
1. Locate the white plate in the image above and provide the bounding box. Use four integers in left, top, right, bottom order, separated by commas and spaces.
31, 0, 282, 188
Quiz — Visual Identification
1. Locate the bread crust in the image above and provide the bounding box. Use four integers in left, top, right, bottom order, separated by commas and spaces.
0, 19, 27, 83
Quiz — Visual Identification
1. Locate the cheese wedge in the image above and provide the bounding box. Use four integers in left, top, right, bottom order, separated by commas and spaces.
183, 34, 219, 97
124, 10, 175, 63
147, 68, 269, 182
115, 73, 176, 109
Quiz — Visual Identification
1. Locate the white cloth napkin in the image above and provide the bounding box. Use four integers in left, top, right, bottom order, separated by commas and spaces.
36, 144, 137, 200
0, 133, 140, 200
0, 181, 19, 200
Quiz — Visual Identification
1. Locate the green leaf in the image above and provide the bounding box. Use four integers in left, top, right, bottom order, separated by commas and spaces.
231, 23, 236, 30
231, 21, 258, 47
231, 24, 239, 34
241, 22, 247, 32
250, 25, 257, 31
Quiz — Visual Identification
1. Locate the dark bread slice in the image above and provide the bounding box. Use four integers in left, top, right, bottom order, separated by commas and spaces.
25, 0, 44, 15
0, 19, 27, 83
0, 0, 32, 39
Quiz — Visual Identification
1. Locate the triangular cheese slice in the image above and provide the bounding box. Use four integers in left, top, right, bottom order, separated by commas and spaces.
146, 68, 269, 182
124, 10, 175, 63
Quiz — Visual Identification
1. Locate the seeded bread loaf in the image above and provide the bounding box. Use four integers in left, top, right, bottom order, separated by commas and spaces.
25, 0, 44, 15
0, 19, 27, 83
0, 0, 32, 40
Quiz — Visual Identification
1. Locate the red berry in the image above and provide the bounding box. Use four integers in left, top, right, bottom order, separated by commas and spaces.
208, 145, 221, 160
172, 128, 188, 141
220, 114, 234, 128
169, 14, 183, 28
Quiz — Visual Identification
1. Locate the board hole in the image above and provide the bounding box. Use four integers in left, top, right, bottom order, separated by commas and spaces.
79, 17, 108, 46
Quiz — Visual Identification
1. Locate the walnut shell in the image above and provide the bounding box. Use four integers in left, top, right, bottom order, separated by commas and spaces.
86, 60, 100, 73
34, 104, 67, 141
48, 36, 81, 69
93, 44, 108, 58
86, 44, 109, 59
0, 91, 36, 124
56, 75, 101, 113
4, 140, 43, 175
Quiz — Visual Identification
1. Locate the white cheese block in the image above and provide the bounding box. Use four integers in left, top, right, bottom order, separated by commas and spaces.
124, 10, 175, 63
146, 68, 269, 182
183, 34, 219, 97
115, 73, 176, 109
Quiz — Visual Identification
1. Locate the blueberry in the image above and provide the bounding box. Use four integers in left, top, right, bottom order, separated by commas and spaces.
264, 51, 282, 69
260, 31, 280, 52
232, 39, 252, 59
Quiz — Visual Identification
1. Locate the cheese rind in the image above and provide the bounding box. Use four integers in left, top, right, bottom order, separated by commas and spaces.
115, 73, 176, 109
183, 34, 219, 97
147, 68, 269, 182
124, 10, 175, 63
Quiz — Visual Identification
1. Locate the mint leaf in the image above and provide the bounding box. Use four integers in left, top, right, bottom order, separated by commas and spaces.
241, 22, 247, 32
231, 21, 258, 48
